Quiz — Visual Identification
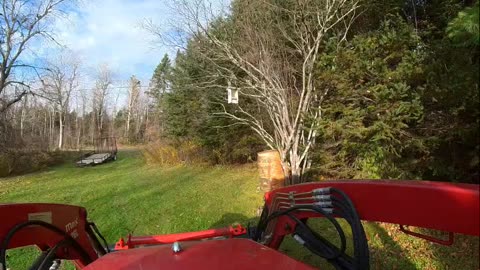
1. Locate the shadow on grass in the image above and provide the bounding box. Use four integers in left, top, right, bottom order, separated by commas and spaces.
417, 227, 480, 270
209, 213, 259, 229
368, 223, 479, 270
367, 222, 417, 270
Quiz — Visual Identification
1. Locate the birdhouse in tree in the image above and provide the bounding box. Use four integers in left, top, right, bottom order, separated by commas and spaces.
227, 81, 238, 104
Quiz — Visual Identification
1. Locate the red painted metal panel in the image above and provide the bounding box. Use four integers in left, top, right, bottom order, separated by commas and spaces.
116, 225, 247, 250
399, 225, 454, 245
265, 180, 479, 236
85, 238, 315, 270
0, 203, 98, 268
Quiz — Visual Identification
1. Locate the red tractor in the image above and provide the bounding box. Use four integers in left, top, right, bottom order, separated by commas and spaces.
1, 180, 478, 270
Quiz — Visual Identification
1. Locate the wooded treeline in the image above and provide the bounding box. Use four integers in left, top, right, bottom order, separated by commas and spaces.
0, 0, 156, 155
1, 69, 151, 150
147, 0, 479, 183
1, 0, 478, 183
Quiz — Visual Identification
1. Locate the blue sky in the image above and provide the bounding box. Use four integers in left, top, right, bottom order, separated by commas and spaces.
54, 0, 173, 84
29, 0, 229, 86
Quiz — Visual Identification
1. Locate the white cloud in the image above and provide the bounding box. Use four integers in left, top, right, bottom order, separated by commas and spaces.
24, 0, 230, 90
38, 0, 178, 84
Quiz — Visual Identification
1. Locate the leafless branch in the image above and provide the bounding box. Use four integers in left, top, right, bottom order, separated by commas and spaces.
0, 0, 70, 112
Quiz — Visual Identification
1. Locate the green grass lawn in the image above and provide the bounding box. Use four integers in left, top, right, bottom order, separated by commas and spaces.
0, 150, 478, 269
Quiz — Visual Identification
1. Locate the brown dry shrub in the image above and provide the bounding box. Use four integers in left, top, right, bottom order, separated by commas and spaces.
0, 150, 72, 177
142, 140, 208, 166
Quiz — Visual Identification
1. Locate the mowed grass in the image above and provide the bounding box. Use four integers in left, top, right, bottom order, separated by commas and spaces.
1, 150, 478, 269
1, 150, 262, 269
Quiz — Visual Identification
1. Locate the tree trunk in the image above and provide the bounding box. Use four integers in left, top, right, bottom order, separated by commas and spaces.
125, 109, 131, 142
20, 107, 25, 138
76, 114, 80, 150
91, 110, 96, 143
277, 142, 304, 185
98, 109, 104, 136
58, 113, 64, 150
145, 106, 149, 141
50, 108, 54, 150
43, 111, 47, 143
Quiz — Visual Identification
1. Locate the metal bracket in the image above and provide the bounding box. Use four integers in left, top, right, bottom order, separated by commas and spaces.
399, 225, 454, 246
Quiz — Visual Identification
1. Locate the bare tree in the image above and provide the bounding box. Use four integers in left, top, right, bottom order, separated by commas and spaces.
77, 86, 89, 148
92, 64, 112, 137
125, 76, 140, 142
39, 52, 80, 149
19, 94, 28, 138
149, 0, 360, 184
0, 0, 69, 113
110, 87, 121, 137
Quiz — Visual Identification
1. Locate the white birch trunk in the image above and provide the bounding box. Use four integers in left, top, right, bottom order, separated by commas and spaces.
58, 113, 63, 150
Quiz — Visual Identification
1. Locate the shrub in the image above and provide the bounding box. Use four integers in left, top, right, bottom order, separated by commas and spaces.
0, 154, 14, 177
142, 140, 208, 166
0, 150, 74, 177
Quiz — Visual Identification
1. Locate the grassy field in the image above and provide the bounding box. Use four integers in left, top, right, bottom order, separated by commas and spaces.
0, 150, 478, 269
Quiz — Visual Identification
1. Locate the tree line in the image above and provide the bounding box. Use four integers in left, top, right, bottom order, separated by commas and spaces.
1, 56, 152, 151
147, 0, 479, 184
0, 1, 157, 152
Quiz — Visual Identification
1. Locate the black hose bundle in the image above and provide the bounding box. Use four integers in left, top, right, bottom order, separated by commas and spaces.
254, 187, 370, 270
